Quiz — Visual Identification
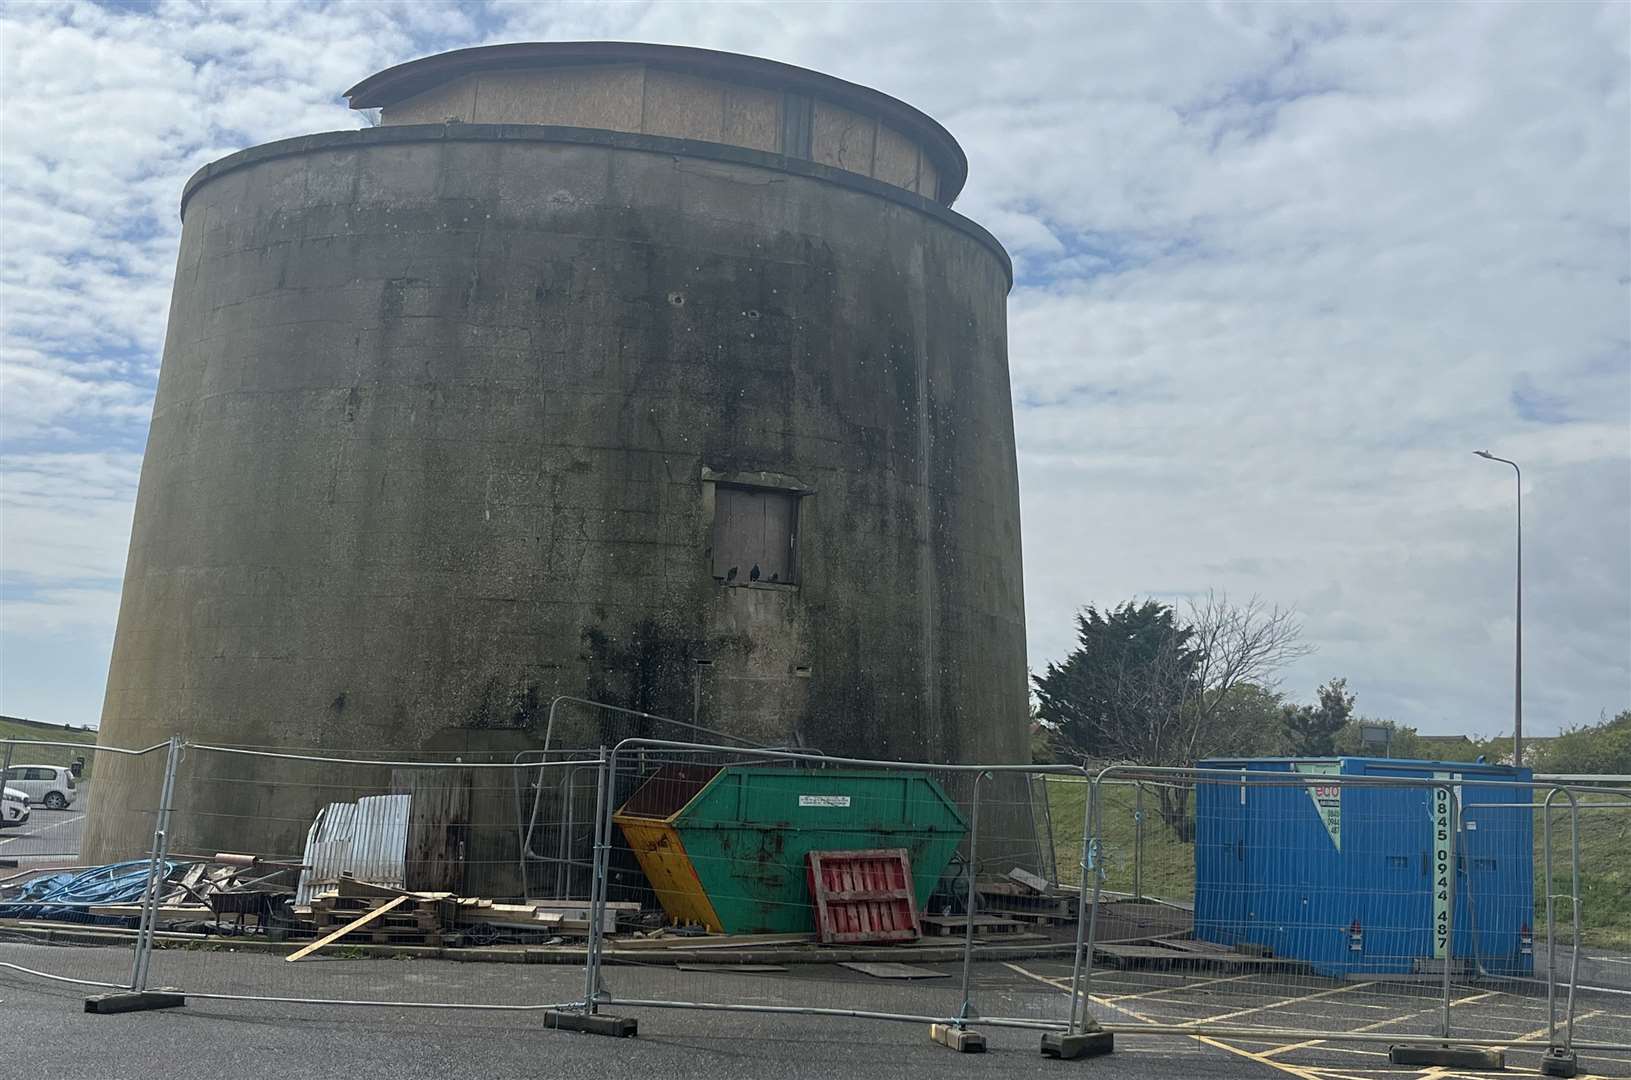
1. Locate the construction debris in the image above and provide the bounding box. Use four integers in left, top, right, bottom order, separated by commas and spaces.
919, 914, 1026, 937
296, 795, 410, 904
288, 876, 637, 948
1, 855, 299, 931
674, 964, 787, 973
1006, 867, 1056, 894
288, 894, 411, 960
974, 868, 1079, 927
0, 861, 161, 922
837, 961, 948, 980
305, 883, 446, 947
806, 848, 922, 945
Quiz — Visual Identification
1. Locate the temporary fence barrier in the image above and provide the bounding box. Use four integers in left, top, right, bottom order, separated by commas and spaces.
131, 742, 603, 1010
0, 737, 170, 994
576, 739, 1096, 1047
1540, 784, 1630, 1060
3, 733, 1626, 1074
1072, 764, 1629, 1074
510, 695, 790, 904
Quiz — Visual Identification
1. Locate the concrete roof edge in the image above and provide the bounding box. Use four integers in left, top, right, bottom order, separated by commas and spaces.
342, 42, 970, 205
177, 124, 1011, 288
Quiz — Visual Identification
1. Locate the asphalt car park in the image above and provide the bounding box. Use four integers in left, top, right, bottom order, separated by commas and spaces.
1, 942, 1626, 1080
0, 787, 89, 863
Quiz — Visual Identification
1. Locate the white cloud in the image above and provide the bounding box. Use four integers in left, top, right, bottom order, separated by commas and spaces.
1, 1, 1625, 735
1, 450, 141, 587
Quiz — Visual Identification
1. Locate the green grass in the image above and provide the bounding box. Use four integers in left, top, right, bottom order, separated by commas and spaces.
0, 717, 99, 781
1041, 776, 1630, 950
1541, 804, 1630, 950
1042, 777, 1194, 899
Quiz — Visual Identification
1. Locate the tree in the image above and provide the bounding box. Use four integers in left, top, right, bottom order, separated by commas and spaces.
1182, 592, 1312, 757
1534, 710, 1631, 774
1210, 683, 1292, 756
1282, 678, 1355, 756
1332, 717, 1426, 759
1033, 600, 1199, 768
1035, 594, 1310, 839
1030, 723, 1057, 764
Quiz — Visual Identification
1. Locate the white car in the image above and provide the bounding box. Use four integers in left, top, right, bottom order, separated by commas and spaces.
2, 765, 77, 810
1, 786, 28, 828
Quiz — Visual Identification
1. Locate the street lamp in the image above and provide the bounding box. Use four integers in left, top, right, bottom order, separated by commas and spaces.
1474, 450, 1522, 767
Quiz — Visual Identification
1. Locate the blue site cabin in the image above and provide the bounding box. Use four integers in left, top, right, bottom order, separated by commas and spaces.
1194, 757, 1534, 978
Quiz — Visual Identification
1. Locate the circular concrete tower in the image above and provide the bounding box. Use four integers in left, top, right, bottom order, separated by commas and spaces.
86, 43, 1026, 863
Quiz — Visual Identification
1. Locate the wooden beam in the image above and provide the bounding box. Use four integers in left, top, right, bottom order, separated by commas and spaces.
285, 894, 409, 962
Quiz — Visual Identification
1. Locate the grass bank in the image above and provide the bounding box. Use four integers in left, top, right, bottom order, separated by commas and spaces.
1, 717, 100, 780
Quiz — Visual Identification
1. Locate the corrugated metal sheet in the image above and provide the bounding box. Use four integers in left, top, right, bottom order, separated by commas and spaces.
350, 794, 410, 885
296, 794, 410, 905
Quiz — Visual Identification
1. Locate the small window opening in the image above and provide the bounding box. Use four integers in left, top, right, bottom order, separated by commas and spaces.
711, 485, 799, 585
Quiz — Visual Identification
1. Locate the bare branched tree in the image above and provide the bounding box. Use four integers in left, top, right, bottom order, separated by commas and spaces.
1035, 592, 1312, 841
1156, 592, 1312, 836
1181, 590, 1312, 754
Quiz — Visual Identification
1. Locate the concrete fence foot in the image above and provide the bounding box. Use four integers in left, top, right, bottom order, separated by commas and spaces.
542, 1009, 637, 1037
1388, 1044, 1504, 1070
84, 990, 186, 1014
1539, 1049, 1578, 1078
930, 1023, 987, 1053
1041, 1029, 1115, 1059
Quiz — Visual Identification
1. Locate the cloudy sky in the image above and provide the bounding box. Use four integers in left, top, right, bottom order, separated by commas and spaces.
1, 1, 1627, 739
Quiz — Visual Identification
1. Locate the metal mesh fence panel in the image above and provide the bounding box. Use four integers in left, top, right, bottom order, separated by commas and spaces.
136, 744, 594, 1009
10, 731, 1622, 1069
579, 742, 1091, 1035
1077, 765, 1597, 1061
0, 739, 168, 993
1544, 785, 1631, 1064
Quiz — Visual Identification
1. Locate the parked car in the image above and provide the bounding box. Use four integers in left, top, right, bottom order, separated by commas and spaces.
1, 765, 77, 809
0, 786, 28, 828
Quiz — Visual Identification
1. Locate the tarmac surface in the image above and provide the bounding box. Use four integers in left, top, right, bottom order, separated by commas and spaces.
2, 942, 1627, 1080
3, 803, 1626, 1078
0, 790, 89, 865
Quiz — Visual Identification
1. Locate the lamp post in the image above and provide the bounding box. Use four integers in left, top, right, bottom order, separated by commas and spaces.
1474, 450, 1521, 767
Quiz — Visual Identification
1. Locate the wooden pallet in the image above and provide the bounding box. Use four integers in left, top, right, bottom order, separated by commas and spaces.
297, 876, 639, 947
919, 914, 1026, 937
1159, 937, 1239, 955
311, 925, 446, 947
312, 909, 443, 939
1091, 941, 1301, 972
306, 882, 450, 947
312, 896, 445, 924
806, 849, 922, 945
976, 878, 1077, 926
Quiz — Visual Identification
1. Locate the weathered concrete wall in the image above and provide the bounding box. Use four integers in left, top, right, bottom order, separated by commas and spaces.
85, 126, 1026, 862
381, 64, 944, 198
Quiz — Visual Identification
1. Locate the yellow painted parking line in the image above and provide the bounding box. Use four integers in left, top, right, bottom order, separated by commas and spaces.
1103, 971, 1264, 1003
1005, 963, 1379, 1080
1002, 962, 1610, 1080
1276, 1045, 1390, 1059
1003, 962, 1113, 1007
1194, 1033, 1377, 1080
1484, 1009, 1604, 1071
1491, 1010, 1600, 1047
1260, 990, 1501, 1058
1195, 980, 1377, 1027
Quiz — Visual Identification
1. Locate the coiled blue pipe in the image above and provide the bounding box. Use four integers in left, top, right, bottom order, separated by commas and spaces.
0, 860, 174, 923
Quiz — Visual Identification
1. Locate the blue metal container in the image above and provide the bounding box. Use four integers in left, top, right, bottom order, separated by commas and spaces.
1194, 757, 1534, 977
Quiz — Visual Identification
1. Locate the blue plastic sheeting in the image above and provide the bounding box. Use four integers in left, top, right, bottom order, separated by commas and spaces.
1194, 757, 1534, 978
0, 860, 172, 923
